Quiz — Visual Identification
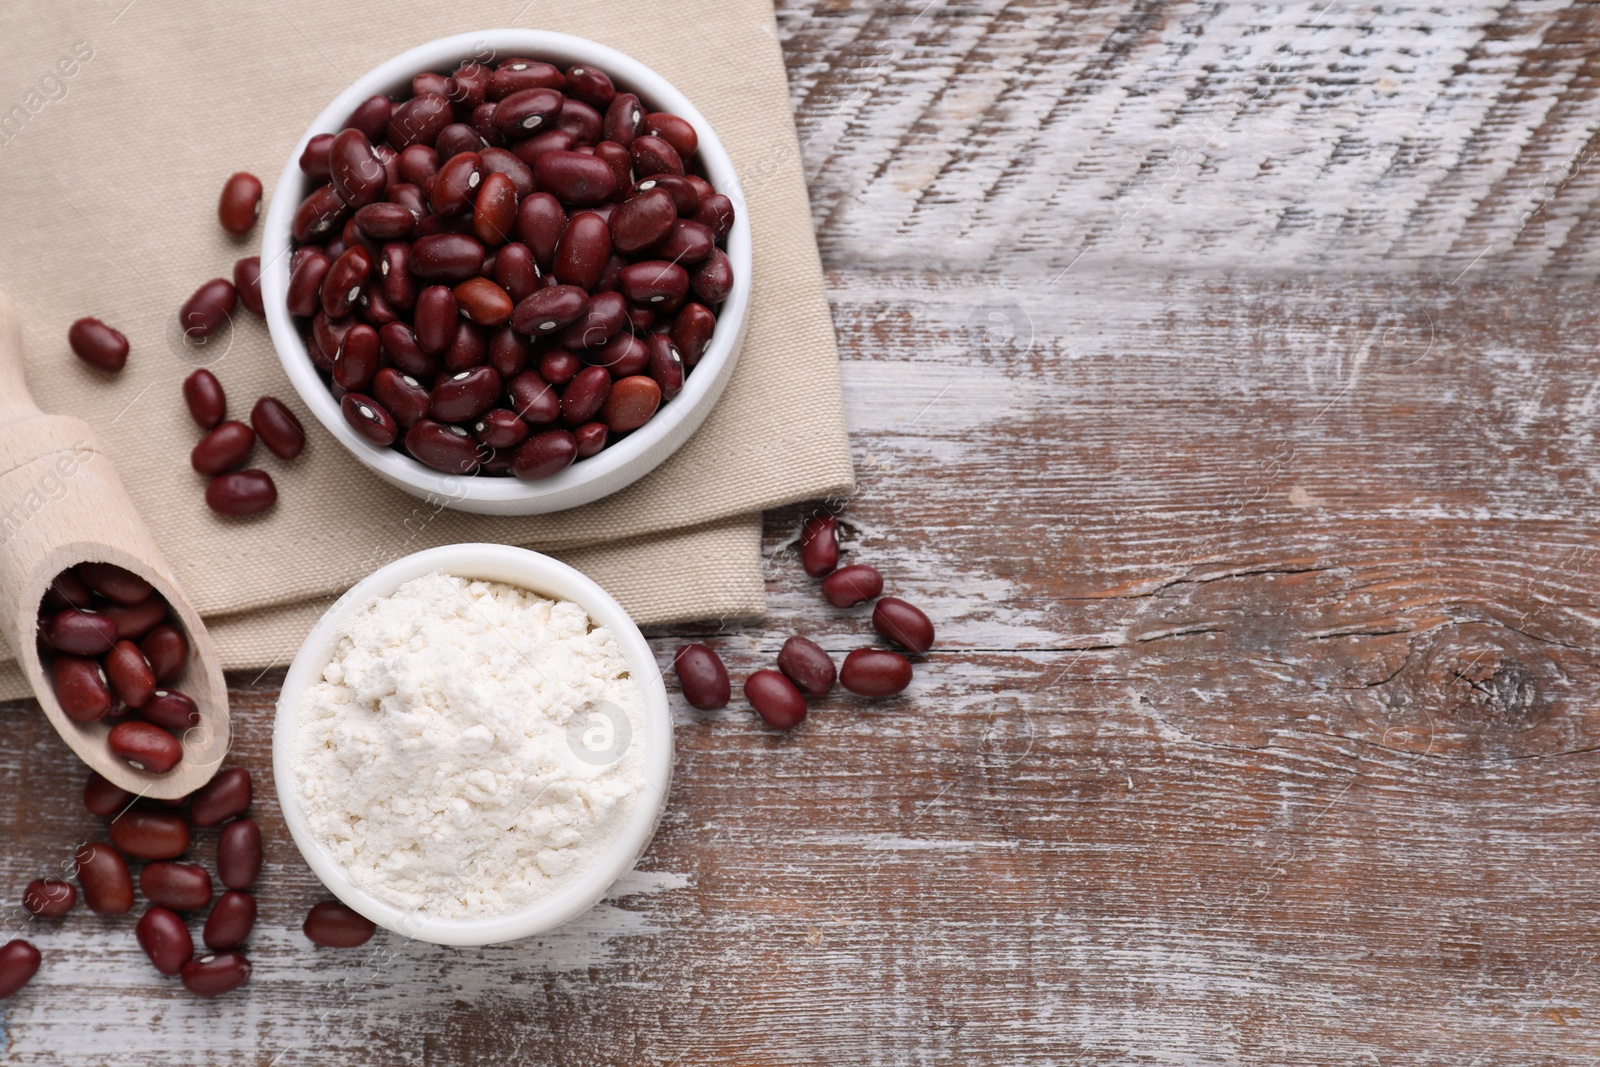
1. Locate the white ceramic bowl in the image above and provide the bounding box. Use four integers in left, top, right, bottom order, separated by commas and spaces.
271, 544, 673, 946
259, 30, 751, 515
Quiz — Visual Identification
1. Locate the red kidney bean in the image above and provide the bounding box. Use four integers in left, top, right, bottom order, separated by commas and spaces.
303, 900, 377, 947
341, 392, 398, 446
507, 370, 560, 424
182, 952, 251, 997
619, 260, 689, 305
232, 256, 264, 316
379, 244, 417, 311
560, 290, 627, 350
511, 128, 575, 166
560, 365, 611, 424
0, 941, 40, 999
535, 150, 615, 206
557, 98, 603, 146
333, 322, 381, 391
635, 174, 699, 215
470, 101, 502, 145
800, 514, 840, 577
491, 58, 564, 98
470, 408, 527, 450
516, 193, 566, 268
44, 570, 92, 612
645, 112, 699, 157
468, 171, 516, 247
217, 172, 263, 235
604, 92, 645, 145
67, 317, 128, 371
292, 183, 348, 243
191, 420, 255, 476
75, 843, 133, 914
181, 368, 226, 429
47, 609, 117, 655
203, 891, 256, 951
84, 771, 133, 816
565, 64, 615, 108
189, 766, 251, 828
76, 561, 152, 604
511, 429, 577, 480
430, 367, 501, 422
179, 278, 236, 340
311, 312, 355, 372
435, 122, 484, 159
141, 688, 199, 731
137, 906, 195, 975
656, 219, 715, 265
410, 70, 449, 99
490, 246, 538, 307
821, 564, 883, 608
411, 233, 485, 282
683, 174, 715, 201
694, 193, 736, 240
206, 470, 276, 516
300, 132, 334, 180
674, 644, 729, 710
476, 148, 533, 200
139, 624, 187, 682
840, 648, 914, 698
538, 351, 579, 387
405, 419, 482, 474
413, 285, 459, 354
386, 181, 428, 221
249, 396, 305, 461
387, 92, 452, 150
217, 818, 262, 890
372, 369, 431, 428
321, 246, 372, 319
329, 128, 387, 208
344, 93, 392, 141
647, 333, 685, 401
397, 143, 441, 187
287, 251, 331, 317
23, 878, 75, 919
109, 721, 183, 775
486, 326, 530, 378
512, 284, 588, 335
592, 140, 633, 200
574, 420, 608, 457
691, 249, 734, 304
374, 141, 400, 187
745, 669, 807, 731
553, 211, 612, 290
141, 862, 213, 911
440, 321, 484, 373
599, 375, 660, 433
378, 322, 433, 379
430, 150, 483, 215
608, 188, 677, 253
777, 635, 837, 697
50, 655, 112, 721
449, 61, 491, 108
453, 277, 514, 326
630, 134, 683, 178
110, 808, 188, 861
105, 640, 156, 708
494, 86, 564, 137
873, 597, 936, 654
353, 201, 416, 241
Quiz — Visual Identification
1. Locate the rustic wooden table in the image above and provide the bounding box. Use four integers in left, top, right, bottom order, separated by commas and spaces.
7, 1, 1600, 1063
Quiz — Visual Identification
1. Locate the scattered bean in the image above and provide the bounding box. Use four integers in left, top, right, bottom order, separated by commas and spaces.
179, 279, 236, 340
191, 420, 255, 476
108, 721, 184, 775
83, 771, 133, 817
203, 891, 256, 950
251, 396, 306, 460
67, 318, 128, 372
206, 470, 276, 516
189, 766, 252, 828
821, 564, 882, 608
0, 941, 40, 998
217, 172, 263, 235
745, 670, 807, 731
674, 644, 729, 710
872, 597, 935, 654
74, 842, 134, 914
217, 819, 262, 890
303, 900, 377, 947
22, 879, 75, 919
777, 636, 836, 698
181, 952, 251, 997
140, 863, 213, 911
800, 514, 840, 578
182, 368, 226, 429
839, 648, 913, 698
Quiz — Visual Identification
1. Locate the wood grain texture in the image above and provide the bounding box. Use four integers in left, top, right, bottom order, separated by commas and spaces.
6, 0, 1600, 1063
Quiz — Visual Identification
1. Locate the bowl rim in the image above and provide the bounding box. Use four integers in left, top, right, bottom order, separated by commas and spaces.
258, 29, 751, 508
271, 543, 674, 946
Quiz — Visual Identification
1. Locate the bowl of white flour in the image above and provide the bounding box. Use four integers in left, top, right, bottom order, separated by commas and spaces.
272, 543, 672, 946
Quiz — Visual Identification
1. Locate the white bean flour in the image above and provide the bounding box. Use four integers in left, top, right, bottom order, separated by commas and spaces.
293, 571, 647, 919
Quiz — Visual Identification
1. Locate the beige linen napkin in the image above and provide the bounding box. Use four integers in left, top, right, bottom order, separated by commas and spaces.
0, 0, 852, 699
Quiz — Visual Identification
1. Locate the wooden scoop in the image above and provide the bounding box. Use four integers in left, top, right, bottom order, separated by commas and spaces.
0, 293, 227, 799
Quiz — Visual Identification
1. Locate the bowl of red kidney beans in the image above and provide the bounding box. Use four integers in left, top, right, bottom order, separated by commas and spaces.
260, 30, 750, 515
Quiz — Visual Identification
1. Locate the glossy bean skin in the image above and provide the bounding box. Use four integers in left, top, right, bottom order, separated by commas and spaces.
655, 219, 715, 264
516, 193, 566, 268
287, 251, 331, 317
332, 323, 381, 392
872, 597, 935, 654
182, 368, 226, 429
645, 112, 699, 157
379, 321, 436, 378
444, 320, 487, 372
372, 369, 431, 428
646, 333, 685, 401
341, 393, 398, 446
387, 92, 452, 150
559, 290, 626, 350
573, 420, 608, 457
493, 87, 564, 137
109, 721, 183, 775
473, 409, 529, 450
493, 242, 540, 303
404, 420, 482, 475
76, 562, 152, 604
778, 635, 837, 697
105, 639, 156, 708
299, 132, 334, 180
430, 150, 483, 215
510, 429, 577, 480
434, 122, 483, 159
608, 188, 677, 253
0, 941, 40, 999
512, 284, 588, 335
745, 669, 807, 731
206, 470, 277, 516
330, 128, 388, 208
534, 151, 615, 206
603, 92, 645, 145
203, 891, 256, 951
630, 134, 683, 178
821, 564, 883, 608
473, 171, 518, 245
556, 98, 603, 144
292, 184, 348, 244
800, 514, 840, 577
430, 367, 502, 423
553, 211, 612, 291
189, 766, 252, 828
682, 174, 715, 201
412, 285, 459, 354
693, 193, 736, 239
486, 326, 531, 379
674, 644, 729, 710
507, 371, 560, 424
217, 172, 263, 235
619, 260, 689, 305
50, 655, 112, 721
68, 317, 128, 371
22, 878, 76, 919
303, 901, 377, 948
47, 609, 117, 655
634, 174, 699, 215
671, 303, 716, 365
140, 862, 213, 911
410, 233, 485, 282
479, 147, 534, 196
182, 952, 251, 997
839, 648, 914, 698
599, 375, 660, 433
139, 689, 197, 733
692, 248, 735, 304
252, 396, 306, 460
190, 420, 255, 476
353, 201, 416, 240
344, 93, 392, 141
179, 279, 236, 340
379, 242, 417, 310
137, 906, 194, 976
233, 256, 264, 315
539, 349, 581, 386
560, 365, 611, 424
75, 842, 134, 914
83, 771, 133, 816
43, 570, 93, 612
217, 819, 262, 890
565, 64, 615, 108
596, 333, 649, 377
321, 246, 372, 319
139, 624, 187, 682
453, 277, 514, 326
397, 143, 441, 188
